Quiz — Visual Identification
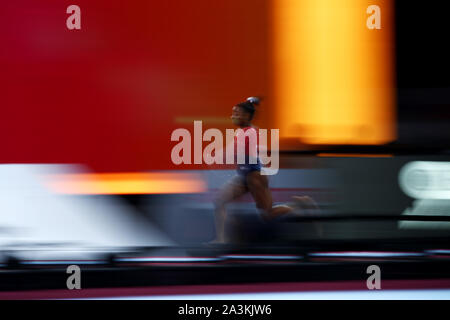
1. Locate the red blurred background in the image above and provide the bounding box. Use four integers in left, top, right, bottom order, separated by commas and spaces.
0, 0, 272, 172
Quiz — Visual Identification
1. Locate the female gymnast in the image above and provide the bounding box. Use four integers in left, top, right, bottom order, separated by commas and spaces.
212, 97, 320, 243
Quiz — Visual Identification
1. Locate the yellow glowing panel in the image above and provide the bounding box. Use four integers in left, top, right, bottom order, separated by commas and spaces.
45, 172, 207, 195
273, 0, 395, 145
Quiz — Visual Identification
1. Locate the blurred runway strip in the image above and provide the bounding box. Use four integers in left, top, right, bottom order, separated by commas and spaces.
1, 279, 450, 300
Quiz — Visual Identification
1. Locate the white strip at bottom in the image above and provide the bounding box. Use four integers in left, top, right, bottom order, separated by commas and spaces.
79, 289, 450, 300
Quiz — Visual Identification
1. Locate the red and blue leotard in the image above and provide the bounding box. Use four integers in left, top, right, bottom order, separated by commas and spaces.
234, 126, 262, 176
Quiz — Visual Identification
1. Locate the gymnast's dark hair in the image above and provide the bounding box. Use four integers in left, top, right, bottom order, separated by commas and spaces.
236, 96, 261, 120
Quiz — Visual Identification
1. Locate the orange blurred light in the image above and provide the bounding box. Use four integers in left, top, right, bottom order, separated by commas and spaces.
272, 0, 395, 145
317, 153, 393, 158
45, 172, 207, 195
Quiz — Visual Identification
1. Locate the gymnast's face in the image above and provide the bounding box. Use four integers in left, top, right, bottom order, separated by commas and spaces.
231, 106, 251, 127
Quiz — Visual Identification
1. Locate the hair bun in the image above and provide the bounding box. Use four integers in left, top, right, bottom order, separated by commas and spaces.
246, 96, 260, 106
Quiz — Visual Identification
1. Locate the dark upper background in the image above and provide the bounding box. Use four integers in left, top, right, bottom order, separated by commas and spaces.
395, 1, 450, 147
